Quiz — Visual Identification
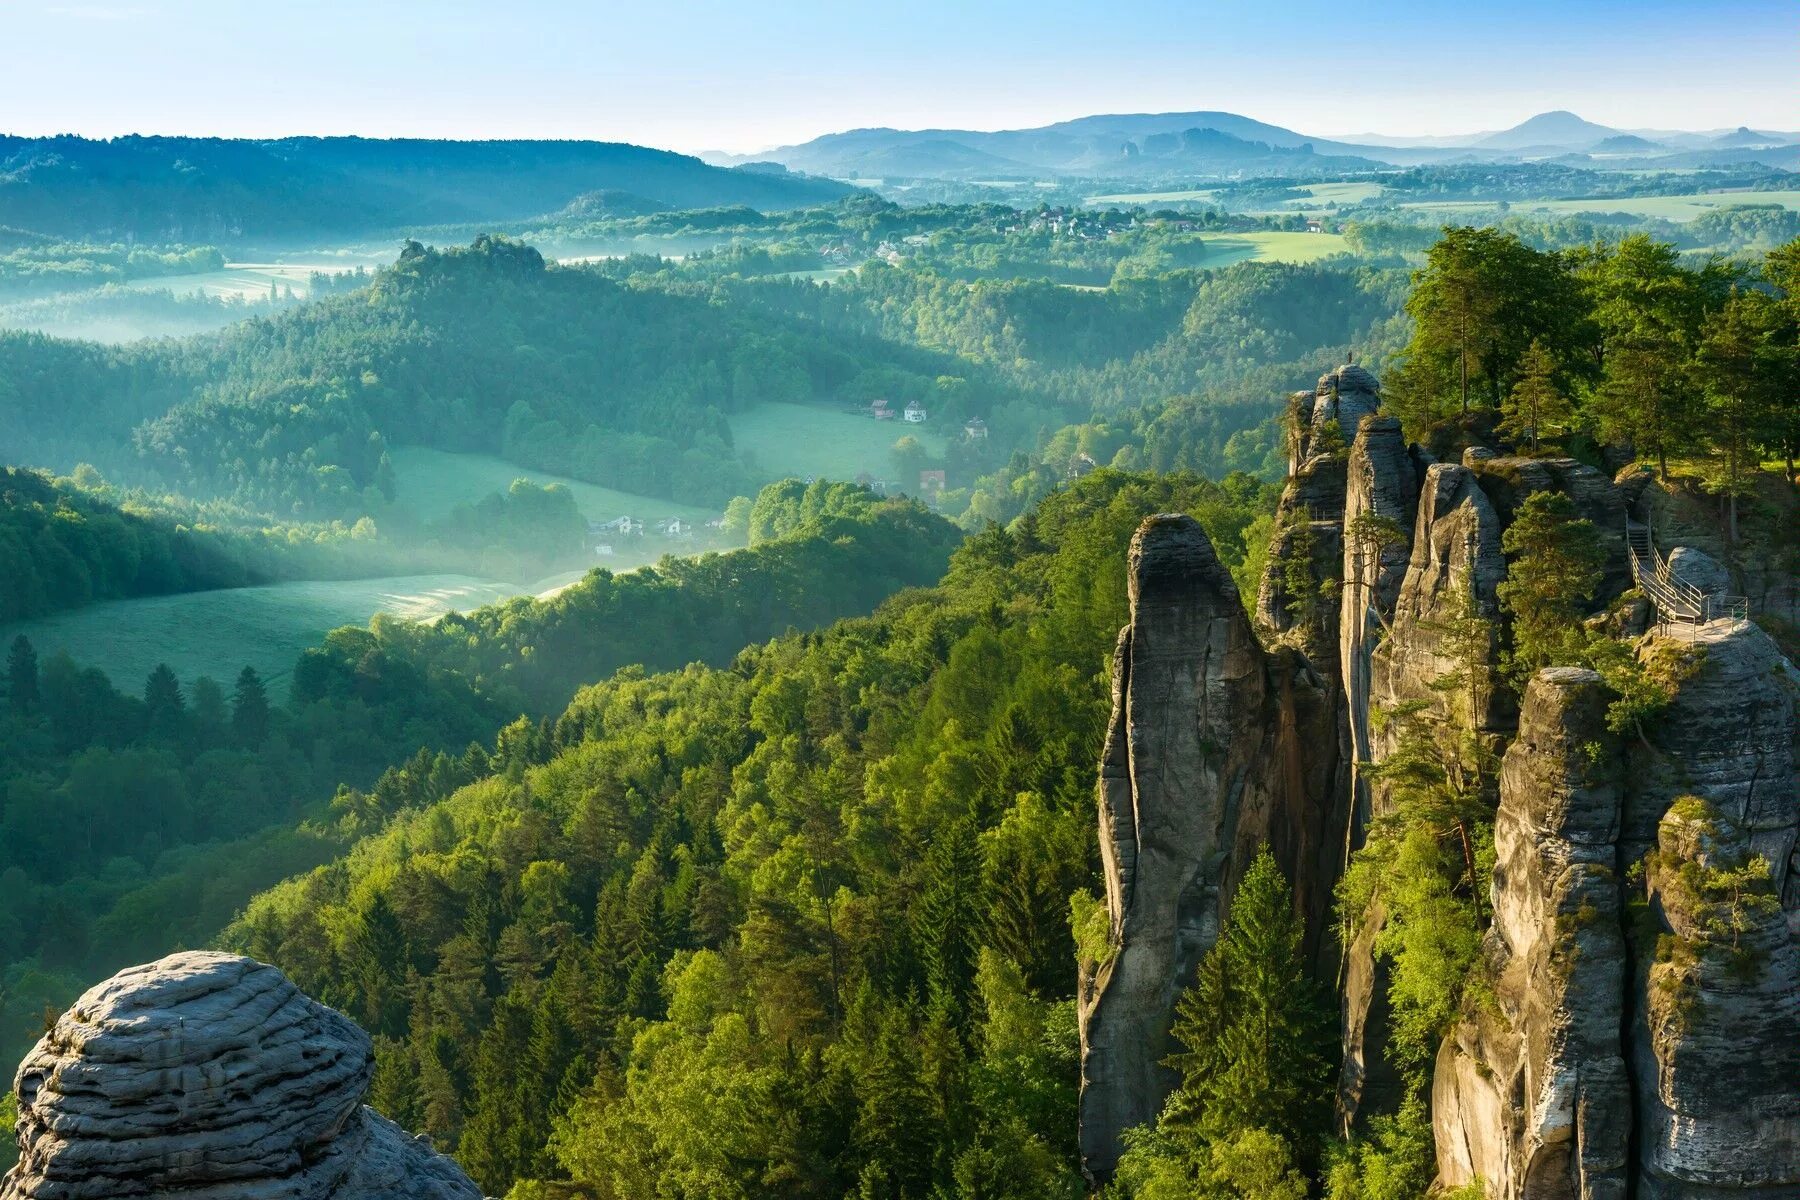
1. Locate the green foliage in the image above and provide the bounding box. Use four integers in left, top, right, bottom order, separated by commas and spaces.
1111, 852, 1332, 1199
1498, 339, 1575, 451
225, 472, 1268, 1197
1497, 491, 1606, 686
1324, 1094, 1436, 1200
1163, 851, 1333, 1151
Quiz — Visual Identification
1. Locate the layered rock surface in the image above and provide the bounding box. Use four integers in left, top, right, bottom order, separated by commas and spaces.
1433, 668, 1631, 1200
1635, 800, 1800, 1197
2, 952, 484, 1200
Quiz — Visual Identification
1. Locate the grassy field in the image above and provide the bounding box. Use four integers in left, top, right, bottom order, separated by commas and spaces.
1292, 181, 1385, 205
120, 262, 372, 301
729, 402, 949, 482
1083, 188, 1218, 206
0, 575, 541, 691
387, 447, 717, 525
1399, 190, 1800, 222
1193, 231, 1350, 266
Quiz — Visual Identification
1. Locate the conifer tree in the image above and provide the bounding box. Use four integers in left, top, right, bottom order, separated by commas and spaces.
143, 662, 185, 741
1163, 849, 1332, 1153
1497, 491, 1606, 684
6, 635, 38, 712
1499, 339, 1574, 452
230, 665, 269, 747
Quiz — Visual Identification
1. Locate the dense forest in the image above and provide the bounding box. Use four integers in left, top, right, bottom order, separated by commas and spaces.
226, 469, 1277, 1200
0, 481, 962, 1069
0, 135, 849, 243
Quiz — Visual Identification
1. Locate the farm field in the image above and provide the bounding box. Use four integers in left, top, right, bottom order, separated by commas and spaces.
729, 402, 949, 483
0, 574, 551, 692
1398, 189, 1800, 222
1291, 181, 1385, 205
1083, 188, 1218, 206
387, 447, 716, 526
1192, 230, 1349, 266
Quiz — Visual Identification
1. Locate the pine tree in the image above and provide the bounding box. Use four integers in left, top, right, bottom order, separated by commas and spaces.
143, 663, 185, 741
6, 635, 39, 712
1693, 289, 1782, 543
912, 817, 985, 1028
1499, 339, 1574, 452
1497, 491, 1606, 684
1161, 849, 1333, 1155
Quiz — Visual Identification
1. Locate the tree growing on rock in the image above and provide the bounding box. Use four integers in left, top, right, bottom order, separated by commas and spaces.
1112, 850, 1332, 1197
1497, 491, 1606, 686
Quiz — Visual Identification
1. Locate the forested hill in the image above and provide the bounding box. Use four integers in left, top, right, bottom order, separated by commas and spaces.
0, 466, 259, 621
0, 135, 852, 243
226, 469, 1276, 1199
0, 237, 1004, 512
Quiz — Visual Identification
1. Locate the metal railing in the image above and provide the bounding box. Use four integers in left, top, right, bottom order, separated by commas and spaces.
1626, 519, 1748, 627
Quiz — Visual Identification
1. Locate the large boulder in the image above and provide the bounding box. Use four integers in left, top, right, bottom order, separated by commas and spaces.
2, 952, 484, 1200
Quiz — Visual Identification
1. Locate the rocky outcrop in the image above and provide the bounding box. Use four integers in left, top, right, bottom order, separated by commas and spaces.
1339, 415, 1421, 828
1078, 358, 1800, 1197
1078, 513, 1337, 1180
2, 952, 484, 1200
1433, 668, 1631, 1200
1634, 800, 1800, 1197
1623, 620, 1800, 898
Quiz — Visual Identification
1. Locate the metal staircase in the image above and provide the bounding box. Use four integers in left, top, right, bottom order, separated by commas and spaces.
1626, 518, 1747, 628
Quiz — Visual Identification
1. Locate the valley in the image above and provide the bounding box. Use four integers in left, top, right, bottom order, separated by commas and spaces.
1, 33, 1797, 1198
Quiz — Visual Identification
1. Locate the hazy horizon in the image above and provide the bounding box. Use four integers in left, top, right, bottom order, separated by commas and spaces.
2, 0, 1794, 155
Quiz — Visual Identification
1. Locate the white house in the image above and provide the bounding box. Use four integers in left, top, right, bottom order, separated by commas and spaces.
903, 400, 927, 423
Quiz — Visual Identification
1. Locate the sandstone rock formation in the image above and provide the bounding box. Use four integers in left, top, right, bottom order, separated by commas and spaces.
3, 952, 484, 1200
1433, 668, 1631, 1200
1635, 799, 1800, 1197
1078, 359, 1800, 1196
1078, 513, 1335, 1180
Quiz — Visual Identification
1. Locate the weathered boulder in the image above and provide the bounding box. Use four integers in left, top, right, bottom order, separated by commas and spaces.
1433, 668, 1631, 1200
1634, 800, 1800, 1196
1342, 461, 1510, 1129
1371, 462, 1508, 735
2, 952, 484, 1200
1078, 514, 1337, 1180
1664, 546, 1732, 601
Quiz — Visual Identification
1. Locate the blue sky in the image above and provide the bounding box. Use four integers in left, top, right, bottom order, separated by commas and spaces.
3, 0, 1793, 151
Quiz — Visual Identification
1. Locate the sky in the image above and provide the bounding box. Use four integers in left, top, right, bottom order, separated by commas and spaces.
1, 0, 1794, 153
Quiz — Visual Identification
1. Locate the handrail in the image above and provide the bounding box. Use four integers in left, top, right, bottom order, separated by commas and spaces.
1625, 517, 1747, 627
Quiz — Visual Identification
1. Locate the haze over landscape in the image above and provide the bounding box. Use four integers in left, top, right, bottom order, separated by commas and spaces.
1, 3, 1797, 1199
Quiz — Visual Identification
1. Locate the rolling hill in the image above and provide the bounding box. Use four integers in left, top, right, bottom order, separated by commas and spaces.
0, 135, 854, 244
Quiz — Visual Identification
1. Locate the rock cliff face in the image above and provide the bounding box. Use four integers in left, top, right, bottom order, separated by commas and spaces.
1077, 513, 1336, 1180
1433, 668, 1631, 1200
1079, 358, 1800, 1196
1635, 800, 1800, 1198
2, 952, 484, 1200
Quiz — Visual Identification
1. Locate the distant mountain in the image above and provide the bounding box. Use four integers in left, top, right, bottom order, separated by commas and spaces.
734, 112, 1389, 179
1591, 134, 1667, 153
1711, 125, 1791, 148
1475, 110, 1621, 150
0, 135, 853, 244
729, 108, 1793, 184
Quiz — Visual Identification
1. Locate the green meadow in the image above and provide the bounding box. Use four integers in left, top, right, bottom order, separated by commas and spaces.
1399, 189, 1800, 222
728, 402, 949, 482
0, 574, 536, 692
1192, 230, 1350, 265
386, 446, 717, 525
